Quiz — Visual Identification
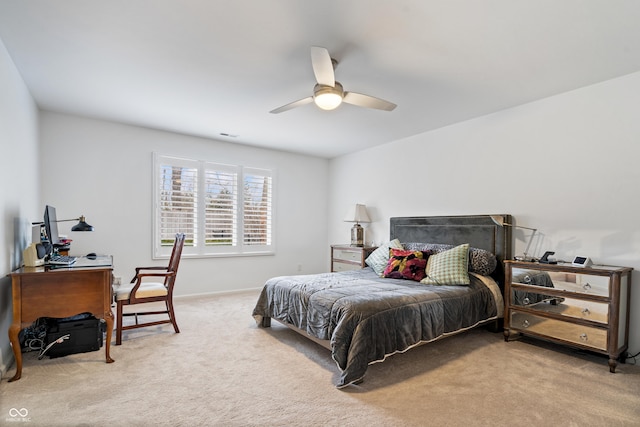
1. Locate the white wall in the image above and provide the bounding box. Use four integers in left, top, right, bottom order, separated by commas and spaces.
40, 112, 330, 296
328, 71, 640, 354
0, 38, 40, 374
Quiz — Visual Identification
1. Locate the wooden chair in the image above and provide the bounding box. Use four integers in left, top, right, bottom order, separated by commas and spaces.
115, 233, 185, 345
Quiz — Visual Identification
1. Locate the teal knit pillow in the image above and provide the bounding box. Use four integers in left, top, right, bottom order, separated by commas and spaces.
420, 244, 470, 285
365, 239, 404, 276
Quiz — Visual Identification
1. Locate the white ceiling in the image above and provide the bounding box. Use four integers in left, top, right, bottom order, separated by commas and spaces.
1, 1, 640, 158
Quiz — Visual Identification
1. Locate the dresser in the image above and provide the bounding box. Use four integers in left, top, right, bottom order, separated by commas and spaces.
504, 260, 633, 372
331, 245, 376, 272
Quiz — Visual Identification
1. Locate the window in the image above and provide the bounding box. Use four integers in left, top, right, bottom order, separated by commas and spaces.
153, 153, 274, 258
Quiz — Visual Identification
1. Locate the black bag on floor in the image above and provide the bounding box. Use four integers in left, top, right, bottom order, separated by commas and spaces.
43, 312, 105, 359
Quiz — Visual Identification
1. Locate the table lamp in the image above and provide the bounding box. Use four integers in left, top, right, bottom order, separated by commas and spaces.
491, 215, 537, 261
58, 215, 94, 232
344, 204, 371, 247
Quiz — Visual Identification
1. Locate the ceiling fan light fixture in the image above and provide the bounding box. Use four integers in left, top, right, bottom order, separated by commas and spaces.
313, 83, 344, 110
314, 93, 342, 110
270, 47, 396, 114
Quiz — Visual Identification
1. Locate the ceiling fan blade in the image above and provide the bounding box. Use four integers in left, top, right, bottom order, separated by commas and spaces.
343, 92, 397, 111
310, 46, 335, 87
269, 96, 314, 114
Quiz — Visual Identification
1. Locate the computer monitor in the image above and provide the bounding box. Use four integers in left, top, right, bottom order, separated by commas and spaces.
44, 205, 62, 249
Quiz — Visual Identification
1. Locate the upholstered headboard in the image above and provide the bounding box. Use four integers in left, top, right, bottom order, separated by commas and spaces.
390, 215, 513, 290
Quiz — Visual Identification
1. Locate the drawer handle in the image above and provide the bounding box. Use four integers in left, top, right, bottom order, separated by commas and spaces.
581, 308, 591, 315
522, 319, 530, 328
580, 333, 588, 342
582, 283, 592, 291
523, 297, 530, 305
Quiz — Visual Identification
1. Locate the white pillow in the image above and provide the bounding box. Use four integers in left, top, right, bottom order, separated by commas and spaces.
365, 239, 404, 276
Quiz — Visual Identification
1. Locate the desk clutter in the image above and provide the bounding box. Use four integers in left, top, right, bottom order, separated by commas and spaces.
46, 255, 113, 268
19, 313, 105, 359
48, 254, 77, 266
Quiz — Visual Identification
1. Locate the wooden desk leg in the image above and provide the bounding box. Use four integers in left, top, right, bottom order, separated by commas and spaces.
104, 309, 115, 364
8, 322, 23, 382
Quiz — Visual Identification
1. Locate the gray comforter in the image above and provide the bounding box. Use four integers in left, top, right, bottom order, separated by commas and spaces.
252, 267, 500, 388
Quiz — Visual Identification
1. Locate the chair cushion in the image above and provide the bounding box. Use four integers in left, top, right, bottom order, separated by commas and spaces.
115, 282, 168, 301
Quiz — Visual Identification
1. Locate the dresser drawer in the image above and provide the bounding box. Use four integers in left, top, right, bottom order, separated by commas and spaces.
511, 291, 609, 325
510, 310, 607, 351
333, 248, 363, 263
513, 268, 610, 297
332, 261, 362, 272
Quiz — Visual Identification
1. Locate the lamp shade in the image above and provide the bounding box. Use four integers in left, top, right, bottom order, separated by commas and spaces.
70, 216, 94, 231
490, 215, 536, 231
344, 204, 371, 224
490, 215, 508, 227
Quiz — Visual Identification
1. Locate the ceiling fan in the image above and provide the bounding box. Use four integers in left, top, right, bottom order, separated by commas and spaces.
270, 46, 397, 114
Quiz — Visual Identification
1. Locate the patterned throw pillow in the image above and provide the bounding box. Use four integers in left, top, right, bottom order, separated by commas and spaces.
420, 244, 470, 285
402, 242, 497, 276
365, 239, 404, 276
383, 249, 432, 281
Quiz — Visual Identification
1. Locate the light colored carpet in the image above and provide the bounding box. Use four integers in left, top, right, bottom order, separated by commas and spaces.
2, 290, 639, 427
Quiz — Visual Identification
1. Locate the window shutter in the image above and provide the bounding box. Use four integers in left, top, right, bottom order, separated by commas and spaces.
158, 161, 197, 247
243, 169, 272, 246
204, 167, 238, 247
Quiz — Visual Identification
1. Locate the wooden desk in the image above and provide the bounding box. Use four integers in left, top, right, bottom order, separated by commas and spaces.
8, 260, 115, 382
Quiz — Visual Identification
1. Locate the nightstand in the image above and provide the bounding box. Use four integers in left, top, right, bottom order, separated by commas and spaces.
331, 245, 377, 272
504, 260, 633, 372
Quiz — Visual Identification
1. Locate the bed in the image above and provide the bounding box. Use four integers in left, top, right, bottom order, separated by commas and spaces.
252, 215, 513, 388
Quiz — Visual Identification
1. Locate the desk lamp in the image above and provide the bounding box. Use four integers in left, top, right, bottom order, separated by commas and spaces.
58, 216, 94, 232
32, 216, 94, 231
491, 215, 537, 261
344, 204, 371, 247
